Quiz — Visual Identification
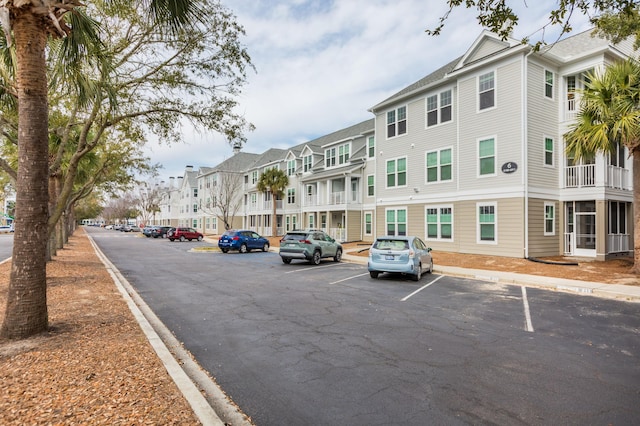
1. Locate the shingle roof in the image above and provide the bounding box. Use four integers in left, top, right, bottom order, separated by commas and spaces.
210, 152, 261, 173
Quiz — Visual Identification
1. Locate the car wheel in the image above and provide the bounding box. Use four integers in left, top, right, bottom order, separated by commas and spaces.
262, 243, 270, 252
180, 236, 186, 242
334, 249, 342, 262
240, 243, 248, 253
282, 257, 291, 264
311, 250, 321, 265
197, 235, 203, 241
369, 271, 379, 279
412, 264, 422, 282
221, 248, 229, 253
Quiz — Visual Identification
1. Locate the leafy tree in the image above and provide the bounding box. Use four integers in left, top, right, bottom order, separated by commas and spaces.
256, 168, 289, 238
565, 59, 640, 273
136, 183, 163, 227
428, 1, 640, 49
1, 0, 253, 339
199, 171, 244, 231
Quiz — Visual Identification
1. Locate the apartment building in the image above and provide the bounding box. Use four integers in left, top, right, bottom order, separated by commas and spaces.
155, 28, 635, 260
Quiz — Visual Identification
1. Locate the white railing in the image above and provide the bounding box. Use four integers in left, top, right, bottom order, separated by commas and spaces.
328, 227, 346, 242
564, 96, 580, 121
606, 166, 631, 190
304, 195, 318, 206
564, 233, 573, 255
565, 164, 595, 188
608, 234, 630, 253
329, 191, 345, 205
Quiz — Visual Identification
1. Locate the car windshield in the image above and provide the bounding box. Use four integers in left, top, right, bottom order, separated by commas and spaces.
373, 239, 409, 250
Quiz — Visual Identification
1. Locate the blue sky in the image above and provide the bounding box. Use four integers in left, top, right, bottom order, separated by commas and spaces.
148, 0, 592, 179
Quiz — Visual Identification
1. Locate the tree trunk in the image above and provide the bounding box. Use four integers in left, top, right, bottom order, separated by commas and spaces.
271, 190, 277, 237
1, 13, 50, 339
632, 151, 640, 274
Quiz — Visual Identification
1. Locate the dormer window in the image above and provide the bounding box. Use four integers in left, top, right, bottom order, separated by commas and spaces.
325, 143, 351, 168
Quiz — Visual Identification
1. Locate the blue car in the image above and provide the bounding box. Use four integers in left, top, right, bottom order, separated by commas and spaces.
368, 235, 433, 281
218, 230, 270, 253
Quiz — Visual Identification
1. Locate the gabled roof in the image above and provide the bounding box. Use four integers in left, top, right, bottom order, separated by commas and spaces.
540, 28, 626, 61
300, 119, 374, 151
300, 160, 366, 183
248, 148, 288, 170
455, 29, 521, 71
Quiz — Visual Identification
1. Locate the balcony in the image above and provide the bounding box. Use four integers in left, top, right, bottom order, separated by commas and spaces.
564, 164, 631, 190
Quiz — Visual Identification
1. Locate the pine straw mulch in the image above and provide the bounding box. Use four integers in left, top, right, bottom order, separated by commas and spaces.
0, 231, 201, 425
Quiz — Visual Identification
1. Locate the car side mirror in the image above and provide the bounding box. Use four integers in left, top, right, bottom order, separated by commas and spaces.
427, 247, 432, 252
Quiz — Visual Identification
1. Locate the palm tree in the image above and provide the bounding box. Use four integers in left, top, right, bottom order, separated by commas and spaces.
256, 168, 289, 238
0, 0, 200, 339
564, 59, 640, 274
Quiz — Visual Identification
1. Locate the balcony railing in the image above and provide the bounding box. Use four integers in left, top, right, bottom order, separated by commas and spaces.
565, 164, 595, 188
606, 165, 631, 190
330, 191, 345, 205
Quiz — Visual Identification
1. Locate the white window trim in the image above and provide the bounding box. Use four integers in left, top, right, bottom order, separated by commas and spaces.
385, 156, 408, 189
425, 88, 454, 128
303, 154, 313, 173
385, 207, 408, 236
367, 136, 375, 160
544, 69, 554, 100
364, 211, 373, 236
544, 202, 556, 236
425, 205, 454, 242
425, 146, 453, 184
386, 105, 408, 140
477, 70, 497, 112
543, 135, 555, 168
477, 201, 498, 244
367, 174, 375, 197
477, 136, 497, 178
287, 159, 296, 176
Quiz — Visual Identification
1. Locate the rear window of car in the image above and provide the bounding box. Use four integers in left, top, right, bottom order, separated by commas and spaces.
373, 239, 409, 250
222, 230, 236, 237
283, 233, 307, 241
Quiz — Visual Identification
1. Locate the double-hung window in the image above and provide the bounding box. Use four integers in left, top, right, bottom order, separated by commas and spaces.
338, 144, 350, 165
426, 89, 452, 127
478, 203, 496, 243
303, 155, 312, 172
364, 212, 373, 235
287, 188, 295, 204
544, 137, 554, 166
287, 159, 296, 176
367, 175, 375, 196
479, 137, 495, 176
426, 148, 452, 183
479, 71, 495, 110
545, 70, 554, 99
368, 136, 375, 158
386, 208, 407, 236
325, 147, 336, 168
544, 202, 555, 235
251, 170, 258, 185
386, 157, 407, 188
387, 106, 407, 138
426, 206, 453, 240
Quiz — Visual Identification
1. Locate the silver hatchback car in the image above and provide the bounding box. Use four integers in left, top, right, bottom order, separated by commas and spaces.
368, 236, 433, 281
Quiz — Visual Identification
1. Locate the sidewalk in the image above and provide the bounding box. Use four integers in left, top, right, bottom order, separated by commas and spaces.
340, 249, 640, 302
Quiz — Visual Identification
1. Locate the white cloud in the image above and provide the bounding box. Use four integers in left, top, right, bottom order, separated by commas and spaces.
149, 0, 594, 179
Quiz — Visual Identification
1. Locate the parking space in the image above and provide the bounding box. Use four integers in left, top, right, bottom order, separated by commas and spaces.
85, 225, 640, 425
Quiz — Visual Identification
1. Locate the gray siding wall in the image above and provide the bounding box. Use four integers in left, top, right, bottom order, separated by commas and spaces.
526, 61, 561, 190
457, 58, 525, 192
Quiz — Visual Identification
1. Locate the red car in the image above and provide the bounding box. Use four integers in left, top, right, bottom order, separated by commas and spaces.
167, 227, 204, 242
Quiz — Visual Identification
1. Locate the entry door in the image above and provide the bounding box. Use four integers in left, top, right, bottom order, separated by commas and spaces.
574, 201, 596, 257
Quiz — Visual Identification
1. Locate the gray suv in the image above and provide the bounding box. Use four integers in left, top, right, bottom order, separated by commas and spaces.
279, 230, 342, 265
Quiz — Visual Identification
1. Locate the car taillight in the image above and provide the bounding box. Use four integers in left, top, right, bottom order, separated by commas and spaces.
301, 240, 311, 244
232, 236, 240, 241
409, 249, 415, 258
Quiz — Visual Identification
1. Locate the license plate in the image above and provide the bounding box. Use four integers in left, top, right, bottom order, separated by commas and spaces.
288, 243, 297, 247
385, 255, 394, 260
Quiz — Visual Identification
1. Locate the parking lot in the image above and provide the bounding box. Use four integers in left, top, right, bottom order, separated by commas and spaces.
87, 227, 640, 425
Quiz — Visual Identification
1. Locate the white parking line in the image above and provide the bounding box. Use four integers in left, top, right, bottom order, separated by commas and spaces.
522, 286, 535, 332
284, 263, 342, 273
401, 276, 444, 301
330, 273, 370, 285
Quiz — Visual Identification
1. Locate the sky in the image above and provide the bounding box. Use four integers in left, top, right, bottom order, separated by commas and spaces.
147, 0, 592, 180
